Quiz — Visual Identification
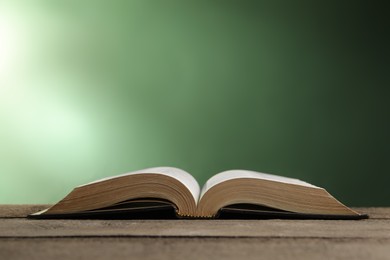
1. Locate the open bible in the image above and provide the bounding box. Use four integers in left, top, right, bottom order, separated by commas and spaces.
29, 167, 367, 219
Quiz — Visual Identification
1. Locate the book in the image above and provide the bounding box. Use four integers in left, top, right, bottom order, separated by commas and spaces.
29, 167, 367, 219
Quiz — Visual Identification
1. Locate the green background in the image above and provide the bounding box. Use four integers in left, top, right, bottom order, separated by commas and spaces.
0, 1, 388, 206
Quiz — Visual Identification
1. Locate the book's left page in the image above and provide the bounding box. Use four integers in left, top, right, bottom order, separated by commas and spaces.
80, 167, 200, 203
30, 167, 200, 218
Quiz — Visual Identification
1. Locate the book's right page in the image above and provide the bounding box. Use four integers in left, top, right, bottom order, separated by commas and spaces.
199, 170, 367, 219
200, 169, 320, 199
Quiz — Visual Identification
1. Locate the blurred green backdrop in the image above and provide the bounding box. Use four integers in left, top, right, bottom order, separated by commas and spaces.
0, 1, 388, 205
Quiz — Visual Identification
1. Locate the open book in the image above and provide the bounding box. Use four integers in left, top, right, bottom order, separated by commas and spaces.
29, 167, 367, 219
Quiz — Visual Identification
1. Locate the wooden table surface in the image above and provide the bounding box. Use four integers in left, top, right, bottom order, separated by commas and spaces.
0, 205, 389, 260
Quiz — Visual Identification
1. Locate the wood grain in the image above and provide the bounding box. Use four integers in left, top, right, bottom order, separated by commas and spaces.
1, 237, 389, 260
1, 218, 389, 239
1, 205, 389, 260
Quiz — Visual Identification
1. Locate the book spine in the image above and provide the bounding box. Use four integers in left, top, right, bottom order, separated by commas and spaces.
175, 211, 215, 219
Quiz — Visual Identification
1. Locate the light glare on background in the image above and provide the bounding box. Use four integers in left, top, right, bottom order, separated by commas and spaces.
0, 3, 102, 202
0, 7, 25, 79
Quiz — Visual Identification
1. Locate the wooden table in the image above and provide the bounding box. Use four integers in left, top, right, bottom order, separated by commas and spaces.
0, 205, 389, 260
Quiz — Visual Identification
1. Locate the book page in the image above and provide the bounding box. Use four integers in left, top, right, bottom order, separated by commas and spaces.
200, 169, 320, 198
79, 167, 200, 203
